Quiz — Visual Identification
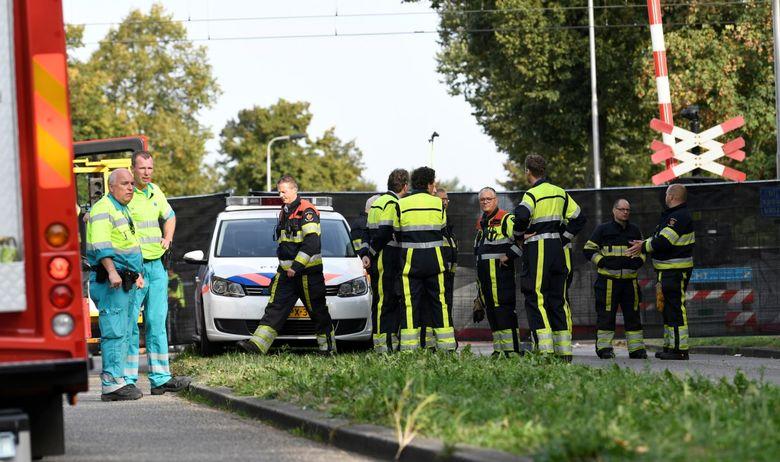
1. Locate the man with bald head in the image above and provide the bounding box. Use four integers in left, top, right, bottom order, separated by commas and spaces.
628, 183, 695, 360
87, 168, 146, 400
584, 198, 646, 359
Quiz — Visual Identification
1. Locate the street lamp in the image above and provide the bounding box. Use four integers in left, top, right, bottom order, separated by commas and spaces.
266, 133, 305, 192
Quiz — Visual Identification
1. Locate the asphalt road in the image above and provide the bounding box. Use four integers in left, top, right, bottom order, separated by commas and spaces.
466, 341, 780, 385
48, 357, 375, 462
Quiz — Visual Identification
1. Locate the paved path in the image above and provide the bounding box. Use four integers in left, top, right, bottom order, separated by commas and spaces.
48, 359, 375, 462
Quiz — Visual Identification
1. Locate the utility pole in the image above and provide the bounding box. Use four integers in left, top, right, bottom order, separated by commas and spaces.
588, 0, 601, 188
773, 0, 780, 178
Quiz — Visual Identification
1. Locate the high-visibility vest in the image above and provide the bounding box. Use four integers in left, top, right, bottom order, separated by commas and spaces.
128, 183, 175, 261
86, 194, 143, 273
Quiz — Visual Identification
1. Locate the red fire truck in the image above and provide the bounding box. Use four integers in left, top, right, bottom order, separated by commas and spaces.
0, 0, 89, 459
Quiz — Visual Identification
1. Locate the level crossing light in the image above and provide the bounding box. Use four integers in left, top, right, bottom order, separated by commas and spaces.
266, 133, 306, 192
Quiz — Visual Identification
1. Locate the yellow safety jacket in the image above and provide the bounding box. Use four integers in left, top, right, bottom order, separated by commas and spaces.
128, 183, 175, 261
513, 179, 585, 245
86, 194, 143, 273
396, 191, 447, 275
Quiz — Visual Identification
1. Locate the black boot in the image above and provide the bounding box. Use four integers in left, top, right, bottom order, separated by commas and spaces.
654, 347, 671, 358
629, 349, 648, 359
596, 348, 615, 359
656, 349, 689, 360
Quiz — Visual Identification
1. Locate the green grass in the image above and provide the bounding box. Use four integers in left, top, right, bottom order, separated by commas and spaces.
173, 349, 780, 461
645, 335, 780, 349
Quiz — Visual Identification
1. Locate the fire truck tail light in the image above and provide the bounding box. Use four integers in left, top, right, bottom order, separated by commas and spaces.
52, 313, 75, 336
48, 257, 71, 280
45, 223, 70, 247
50, 285, 73, 308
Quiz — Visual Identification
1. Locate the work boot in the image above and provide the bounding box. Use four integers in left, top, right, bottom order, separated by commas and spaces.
101, 384, 143, 402
237, 339, 262, 354
629, 349, 648, 359
596, 348, 615, 359
151, 376, 192, 395
654, 347, 671, 358
656, 349, 689, 360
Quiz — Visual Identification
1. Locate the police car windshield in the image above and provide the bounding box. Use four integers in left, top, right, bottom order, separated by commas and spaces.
215, 218, 356, 258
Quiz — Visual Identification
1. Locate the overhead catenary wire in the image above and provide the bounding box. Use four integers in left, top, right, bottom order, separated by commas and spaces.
66, 0, 769, 28
74, 20, 747, 45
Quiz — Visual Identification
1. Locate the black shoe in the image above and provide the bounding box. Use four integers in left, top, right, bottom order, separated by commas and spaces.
656, 350, 689, 360
237, 339, 262, 354
629, 349, 648, 359
101, 384, 143, 402
596, 348, 615, 359
151, 376, 192, 395
654, 347, 671, 358
554, 355, 573, 363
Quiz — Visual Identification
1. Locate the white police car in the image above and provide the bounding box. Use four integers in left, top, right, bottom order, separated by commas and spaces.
183, 196, 372, 355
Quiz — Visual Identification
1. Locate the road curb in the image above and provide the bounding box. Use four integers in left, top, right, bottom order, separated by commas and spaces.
646, 345, 780, 359
188, 383, 530, 462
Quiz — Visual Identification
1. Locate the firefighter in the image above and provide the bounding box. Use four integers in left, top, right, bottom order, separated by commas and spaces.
583, 199, 647, 359
628, 184, 694, 360
420, 188, 458, 349
513, 155, 586, 360
86, 169, 145, 401
365, 169, 409, 352
396, 167, 455, 351
238, 175, 336, 354
475, 187, 523, 355
126, 151, 190, 395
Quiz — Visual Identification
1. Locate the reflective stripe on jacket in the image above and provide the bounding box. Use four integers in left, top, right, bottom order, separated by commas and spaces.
276, 197, 322, 273
128, 182, 175, 260
86, 194, 142, 273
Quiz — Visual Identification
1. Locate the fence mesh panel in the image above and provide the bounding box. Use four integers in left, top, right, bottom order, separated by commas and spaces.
165, 181, 780, 344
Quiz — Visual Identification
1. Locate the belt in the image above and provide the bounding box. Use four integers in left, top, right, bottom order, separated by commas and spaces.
143, 257, 160, 263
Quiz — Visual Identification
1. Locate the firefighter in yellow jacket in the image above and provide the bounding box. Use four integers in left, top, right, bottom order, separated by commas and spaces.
395, 167, 455, 351
513, 155, 586, 360
365, 169, 409, 352
238, 175, 336, 354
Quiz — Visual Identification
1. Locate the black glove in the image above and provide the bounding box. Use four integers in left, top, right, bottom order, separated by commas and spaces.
472, 297, 485, 323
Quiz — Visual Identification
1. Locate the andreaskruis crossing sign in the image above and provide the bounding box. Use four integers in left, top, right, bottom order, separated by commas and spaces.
648, 116, 747, 185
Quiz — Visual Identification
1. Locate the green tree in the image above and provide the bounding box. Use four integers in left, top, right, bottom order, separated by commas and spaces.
219, 99, 376, 192
428, 0, 775, 188
66, 5, 220, 195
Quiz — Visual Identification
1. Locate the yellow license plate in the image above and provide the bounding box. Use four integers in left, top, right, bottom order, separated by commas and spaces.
288, 306, 309, 319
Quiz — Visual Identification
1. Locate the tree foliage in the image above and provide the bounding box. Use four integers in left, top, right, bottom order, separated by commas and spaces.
219, 99, 376, 193
66, 5, 220, 195
429, 0, 775, 188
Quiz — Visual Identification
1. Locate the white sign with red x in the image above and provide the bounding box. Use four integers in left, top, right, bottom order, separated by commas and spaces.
648, 116, 746, 185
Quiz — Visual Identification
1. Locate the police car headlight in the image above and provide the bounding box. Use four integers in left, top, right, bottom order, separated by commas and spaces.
211, 276, 245, 297
338, 276, 368, 297
52, 313, 75, 336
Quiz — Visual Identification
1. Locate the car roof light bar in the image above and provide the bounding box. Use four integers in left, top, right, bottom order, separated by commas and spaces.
226, 196, 332, 208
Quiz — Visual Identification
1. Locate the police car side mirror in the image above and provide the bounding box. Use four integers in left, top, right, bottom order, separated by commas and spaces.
182, 250, 207, 265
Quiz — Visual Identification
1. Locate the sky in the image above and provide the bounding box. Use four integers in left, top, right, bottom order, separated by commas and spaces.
62, 0, 510, 191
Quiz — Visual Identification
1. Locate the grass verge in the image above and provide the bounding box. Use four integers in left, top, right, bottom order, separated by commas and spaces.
173, 348, 780, 461
645, 335, 780, 349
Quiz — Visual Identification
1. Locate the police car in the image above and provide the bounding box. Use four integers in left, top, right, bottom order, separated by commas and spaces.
183, 196, 372, 355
